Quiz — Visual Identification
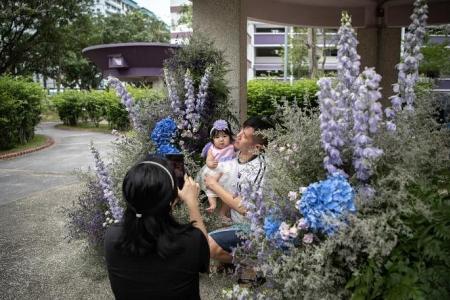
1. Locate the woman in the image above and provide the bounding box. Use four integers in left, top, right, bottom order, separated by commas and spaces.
104, 156, 209, 300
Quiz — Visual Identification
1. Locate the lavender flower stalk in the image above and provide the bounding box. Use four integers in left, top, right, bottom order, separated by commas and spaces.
182, 69, 196, 136
108, 76, 142, 132
385, 0, 428, 129
317, 77, 346, 176
352, 67, 384, 181
195, 66, 212, 116
164, 68, 182, 115
90, 142, 123, 222
335, 11, 361, 129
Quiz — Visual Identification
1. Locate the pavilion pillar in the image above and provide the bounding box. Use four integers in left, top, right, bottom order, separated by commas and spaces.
357, 27, 401, 106
192, 0, 248, 123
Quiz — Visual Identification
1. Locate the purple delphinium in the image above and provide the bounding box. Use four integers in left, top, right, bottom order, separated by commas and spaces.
317, 77, 347, 176
385, 0, 428, 130
195, 67, 212, 118
164, 68, 182, 115
63, 176, 107, 248
352, 67, 384, 181
108, 76, 142, 132
335, 11, 361, 128
183, 69, 197, 136
240, 183, 267, 239
90, 143, 123, 222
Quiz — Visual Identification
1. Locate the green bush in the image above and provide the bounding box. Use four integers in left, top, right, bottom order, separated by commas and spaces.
247, 79, 318, 116
0, 76, 45, 150
52, 90, 85, 126
51, 87, 165, 130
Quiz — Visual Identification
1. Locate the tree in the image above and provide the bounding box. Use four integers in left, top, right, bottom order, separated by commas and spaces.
176, 4, 192, 27
0, 0, 91, 75
99, 11, 170, 44
288, 28, 309, 79
60, 10, 170, 89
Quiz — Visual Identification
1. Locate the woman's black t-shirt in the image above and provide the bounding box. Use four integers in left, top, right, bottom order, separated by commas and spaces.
104, 224, 210, 300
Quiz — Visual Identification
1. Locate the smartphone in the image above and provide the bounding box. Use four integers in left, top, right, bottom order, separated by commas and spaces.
165, 153, 185, 189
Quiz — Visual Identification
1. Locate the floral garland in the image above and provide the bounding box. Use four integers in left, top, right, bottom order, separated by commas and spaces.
385, 0, 428, 131
90, 143, 123, 224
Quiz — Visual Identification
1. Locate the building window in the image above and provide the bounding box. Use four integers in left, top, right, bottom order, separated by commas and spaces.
255, 70, 283, 77
323, 48, 338, 56
255, 47, 282, 57
255, 27, 285, 33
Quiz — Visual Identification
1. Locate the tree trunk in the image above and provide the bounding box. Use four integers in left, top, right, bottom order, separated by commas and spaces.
308, 28, 318, 78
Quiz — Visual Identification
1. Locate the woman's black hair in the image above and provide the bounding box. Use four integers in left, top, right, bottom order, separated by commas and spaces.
116, 155, 194, 258
210, 122, 234, 143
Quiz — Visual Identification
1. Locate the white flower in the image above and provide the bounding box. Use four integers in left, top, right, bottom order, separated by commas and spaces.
102, 222, 107, 228
279, 146, 286, 152
288, 191, 298, 201
299, 187, 307, 194
105, 211, 110, 216
279, 222, 291, 240
288, 226, 298, 238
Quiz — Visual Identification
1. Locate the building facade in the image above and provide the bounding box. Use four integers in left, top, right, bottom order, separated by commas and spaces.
92, 0, 155, 17
170, 0, 193, 44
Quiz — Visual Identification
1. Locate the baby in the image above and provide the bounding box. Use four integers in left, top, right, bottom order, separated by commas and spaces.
200, 120, 236, 221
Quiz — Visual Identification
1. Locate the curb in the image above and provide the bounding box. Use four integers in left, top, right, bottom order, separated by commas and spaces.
0, 136, 55, 160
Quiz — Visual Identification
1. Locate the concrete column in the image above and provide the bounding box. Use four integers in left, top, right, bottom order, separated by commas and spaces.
192, 0, 248, 122
357, 27, 401, 106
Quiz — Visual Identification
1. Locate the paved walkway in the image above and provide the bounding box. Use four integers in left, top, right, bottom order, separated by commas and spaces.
0, 122, 115, 205
0, 123, 231, 299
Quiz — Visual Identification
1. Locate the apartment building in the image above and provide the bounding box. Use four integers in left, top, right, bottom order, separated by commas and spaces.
249, 21, 339, 80
92, 0, 155, 17
170, 0, 192, 44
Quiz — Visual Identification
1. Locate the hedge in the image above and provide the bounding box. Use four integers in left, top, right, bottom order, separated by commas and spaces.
51, 87, 165, 130
0, 76, 45, 150
247, 79, 319, 116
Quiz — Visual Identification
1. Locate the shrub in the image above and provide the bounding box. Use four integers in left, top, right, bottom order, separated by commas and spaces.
0, 76, 44, 150
51, 88, 165, 130
52, 90, 85, 126
247, 79, 318, 116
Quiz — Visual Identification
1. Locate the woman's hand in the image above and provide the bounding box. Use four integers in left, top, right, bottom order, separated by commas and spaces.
178, 175, 200, 208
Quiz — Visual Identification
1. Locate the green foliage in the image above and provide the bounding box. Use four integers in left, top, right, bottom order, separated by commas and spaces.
99, 10, 169, 44
347, 170, 450, 300
0, 76, 45, 149
51, 88, 165, 129
420, 42, 450, 77
247, 79, 318, 116
0, 0, 91, 76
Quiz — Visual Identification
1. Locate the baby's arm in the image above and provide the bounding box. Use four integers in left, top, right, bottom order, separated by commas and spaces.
206, 148, 218, 169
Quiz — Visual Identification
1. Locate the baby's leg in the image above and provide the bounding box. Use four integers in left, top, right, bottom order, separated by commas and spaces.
206, 196, 217, 213
219, 201, 232, 225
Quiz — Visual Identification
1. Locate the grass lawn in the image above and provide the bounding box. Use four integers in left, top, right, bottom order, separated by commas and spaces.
0, 134, 49, 156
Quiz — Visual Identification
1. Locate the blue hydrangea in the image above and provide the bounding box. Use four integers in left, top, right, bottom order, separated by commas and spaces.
297, 173, 356, 235
263, 216, 281, 240
150, 117, 180, 154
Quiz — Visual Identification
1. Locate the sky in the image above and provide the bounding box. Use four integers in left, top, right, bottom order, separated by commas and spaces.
135, 0, 171, 25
